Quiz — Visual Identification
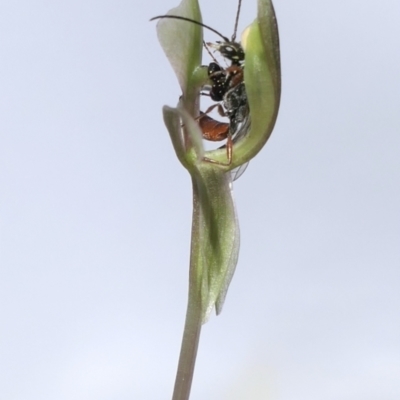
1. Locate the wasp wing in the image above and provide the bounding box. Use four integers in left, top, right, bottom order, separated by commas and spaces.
230, 161, 249, 181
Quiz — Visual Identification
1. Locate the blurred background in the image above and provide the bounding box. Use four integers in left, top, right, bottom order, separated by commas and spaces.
1, 0, 399, 399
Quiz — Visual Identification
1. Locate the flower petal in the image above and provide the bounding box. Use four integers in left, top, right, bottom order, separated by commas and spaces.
155, 0, 203, 99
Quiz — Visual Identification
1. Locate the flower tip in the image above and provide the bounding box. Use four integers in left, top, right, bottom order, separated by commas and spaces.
240, 23, 253, 51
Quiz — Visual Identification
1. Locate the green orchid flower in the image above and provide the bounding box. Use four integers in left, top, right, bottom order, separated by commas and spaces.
152, 0, 280, 398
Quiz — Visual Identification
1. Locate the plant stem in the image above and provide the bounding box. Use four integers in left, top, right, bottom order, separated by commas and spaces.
171, 291, 202, 400
172, 179, 204, 400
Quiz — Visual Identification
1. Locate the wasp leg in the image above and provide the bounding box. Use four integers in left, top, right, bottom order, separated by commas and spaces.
202, 133, 233, 166
216, 104, 227, 117
200, 103, 220, 117
203, 41, 219, 64
198, 103, 227, 119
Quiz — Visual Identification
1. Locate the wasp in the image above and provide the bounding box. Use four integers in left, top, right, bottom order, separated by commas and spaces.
151, 0, 250, 175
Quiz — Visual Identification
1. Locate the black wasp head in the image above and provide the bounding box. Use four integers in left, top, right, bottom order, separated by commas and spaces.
213, 42, 245, 66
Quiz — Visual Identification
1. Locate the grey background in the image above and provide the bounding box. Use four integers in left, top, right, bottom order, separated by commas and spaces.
1, 0, 399, 399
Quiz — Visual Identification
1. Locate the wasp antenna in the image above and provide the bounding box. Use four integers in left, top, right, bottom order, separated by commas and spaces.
203, 41, 219, 64
150, 15, 230, 43
231, 0, 242, 42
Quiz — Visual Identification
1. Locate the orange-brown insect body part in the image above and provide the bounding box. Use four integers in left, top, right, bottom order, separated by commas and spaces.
198, 113, 229, 141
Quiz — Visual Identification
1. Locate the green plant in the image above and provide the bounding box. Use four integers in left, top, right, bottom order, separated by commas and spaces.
153, 0, 280, 398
